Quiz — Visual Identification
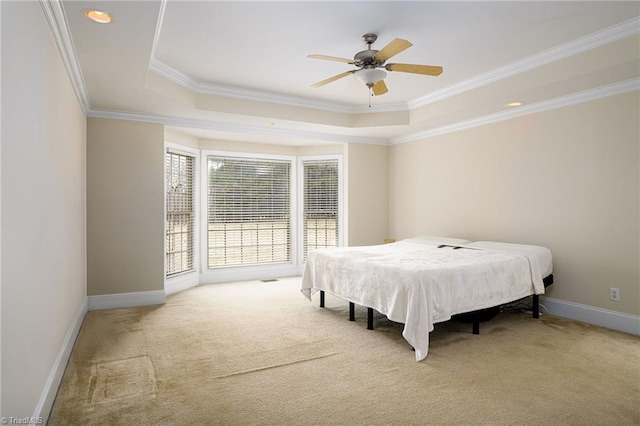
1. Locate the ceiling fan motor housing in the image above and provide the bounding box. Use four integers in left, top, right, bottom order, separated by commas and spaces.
355, 34, 385, 68
354, 49, 383, 67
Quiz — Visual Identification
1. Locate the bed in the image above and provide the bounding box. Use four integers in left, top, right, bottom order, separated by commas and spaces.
301, 236, 554, 361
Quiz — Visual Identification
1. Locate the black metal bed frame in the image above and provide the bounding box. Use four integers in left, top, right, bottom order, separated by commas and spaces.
318, 274, 554, 337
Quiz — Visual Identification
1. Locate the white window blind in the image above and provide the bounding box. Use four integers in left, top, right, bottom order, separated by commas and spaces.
207, 156, 291, 268
166, 151, 195, 276
302, 159, 339, 260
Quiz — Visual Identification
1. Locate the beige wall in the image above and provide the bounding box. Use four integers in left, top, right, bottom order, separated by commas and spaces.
390, 92, 639, 315
197, 136, 346, 157
87, 118, 164, 295
164, 128, 199, 149
1, 1, 86, 417
346, 143, 390, 246
198, 138, 299, 156
297, 144, 347, 157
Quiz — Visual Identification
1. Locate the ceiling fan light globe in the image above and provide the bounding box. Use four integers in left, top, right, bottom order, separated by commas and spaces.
354, 68, 387, 86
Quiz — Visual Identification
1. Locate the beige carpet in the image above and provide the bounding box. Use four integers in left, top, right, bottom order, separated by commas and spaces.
49, 277, 640, 425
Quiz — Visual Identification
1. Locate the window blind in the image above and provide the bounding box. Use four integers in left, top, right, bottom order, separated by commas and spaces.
166, 151, 195, 276
207, 156, 291, 268
302, 160, 339, 260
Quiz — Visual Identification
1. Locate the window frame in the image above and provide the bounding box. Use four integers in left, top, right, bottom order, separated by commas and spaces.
164, 143, 200, 290
200, 150, 298, 282
297, 155, 344, 262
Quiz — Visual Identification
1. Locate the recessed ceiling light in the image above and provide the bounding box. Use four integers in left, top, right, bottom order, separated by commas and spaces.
506, 101, 523, 107
84, 10, 113, 24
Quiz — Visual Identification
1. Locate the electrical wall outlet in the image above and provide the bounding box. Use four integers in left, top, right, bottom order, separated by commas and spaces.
609, 287, 620, 302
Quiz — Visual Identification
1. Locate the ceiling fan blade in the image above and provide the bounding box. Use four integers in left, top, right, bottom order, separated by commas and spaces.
308, 54, 355, 64
372, 79, 388, 96
373, 38, 413, 62
311, 70, 355, 88
386, 63, 443, 76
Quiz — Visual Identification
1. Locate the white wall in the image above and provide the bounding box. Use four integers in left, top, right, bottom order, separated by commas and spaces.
0, 1, 3, 415
390, 92, 639, 317
1, 1, 86, 419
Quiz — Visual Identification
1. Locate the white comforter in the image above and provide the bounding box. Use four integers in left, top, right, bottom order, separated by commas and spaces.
301, 240, 545, 361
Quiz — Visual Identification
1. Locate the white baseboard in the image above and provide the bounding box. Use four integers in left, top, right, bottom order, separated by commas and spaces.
165, 273, 199, 295
32, 297, 88, 424
541, 296, 640, 336
200, 264, 302, 285
88, 290, 166, 310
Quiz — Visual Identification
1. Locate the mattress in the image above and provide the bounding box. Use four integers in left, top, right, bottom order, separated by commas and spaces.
466, 241, 553, 277
301, 238, 549, 361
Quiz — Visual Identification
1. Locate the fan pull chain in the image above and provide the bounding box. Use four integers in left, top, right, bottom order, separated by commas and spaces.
368, 87, 372, 108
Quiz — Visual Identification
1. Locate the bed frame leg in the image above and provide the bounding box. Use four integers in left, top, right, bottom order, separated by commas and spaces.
320, 291, 325, 308
533, 294, 539, 319
472, 312, 480, 335
349, 302, 355, 321
367, 308, 374, 330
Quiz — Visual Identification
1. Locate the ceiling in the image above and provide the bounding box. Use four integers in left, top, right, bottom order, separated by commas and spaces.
58, 1, 640, 146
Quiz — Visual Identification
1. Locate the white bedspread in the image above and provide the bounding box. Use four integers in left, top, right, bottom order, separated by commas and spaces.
301, 240, 545, 361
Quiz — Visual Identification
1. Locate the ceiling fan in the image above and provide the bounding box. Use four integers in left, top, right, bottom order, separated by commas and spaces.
308, 33, 443, 98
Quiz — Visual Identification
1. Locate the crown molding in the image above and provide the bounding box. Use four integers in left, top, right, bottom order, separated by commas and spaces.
148, 0, 168, 64
393, 78, 640, 145
44, 2, 638, 146
407, 16, 640, 109
88, 78, 638, 147
148, 59, 407, 114
149, 16, 639, 116
86, 109, 390, 145
39, 0, 90, 113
